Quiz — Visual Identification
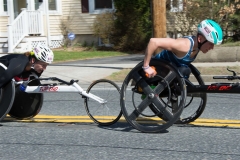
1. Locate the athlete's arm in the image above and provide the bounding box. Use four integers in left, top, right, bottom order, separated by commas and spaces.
143, 38, 191, 77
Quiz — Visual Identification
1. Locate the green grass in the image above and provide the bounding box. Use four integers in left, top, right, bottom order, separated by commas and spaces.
220, 41, 240, 47
105, 69, 131, 81
53, 50, 130, 62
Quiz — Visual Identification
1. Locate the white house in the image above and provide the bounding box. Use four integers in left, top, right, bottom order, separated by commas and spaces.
0, 0, 115, 53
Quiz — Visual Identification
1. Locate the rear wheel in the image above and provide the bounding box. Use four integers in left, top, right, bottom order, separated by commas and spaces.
176, 64, 207, 124
8, 78, 43, 119
120, 59, 187, 133
0, 82, 15, 122
0, 64, 15, 122
149, 64, 207, 124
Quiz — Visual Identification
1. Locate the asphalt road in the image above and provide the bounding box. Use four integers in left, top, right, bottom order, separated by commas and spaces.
1, 55, 240, 160
1, 93, 240, 160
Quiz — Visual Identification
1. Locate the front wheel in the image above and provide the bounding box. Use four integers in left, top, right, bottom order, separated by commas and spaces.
84, 79, 122, 126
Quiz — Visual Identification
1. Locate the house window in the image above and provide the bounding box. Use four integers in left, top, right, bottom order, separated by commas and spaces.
83, 0, 114, 14
0, 0, 7, 15
48, 0, 62, 15
49, 0, 57, 10
167, 0, 183, 12
95, 0, 112, 9
3, 0, 6, 11
35, 0, 40, 10
81, 0, 89, 13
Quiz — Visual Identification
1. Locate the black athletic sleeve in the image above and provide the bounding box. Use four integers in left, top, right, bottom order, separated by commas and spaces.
0, 54, 29, 88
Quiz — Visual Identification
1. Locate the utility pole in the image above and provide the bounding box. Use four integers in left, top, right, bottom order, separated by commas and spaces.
152, 0, 166, 54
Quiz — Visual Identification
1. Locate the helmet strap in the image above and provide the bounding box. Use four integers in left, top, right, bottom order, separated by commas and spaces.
31, 64, 35, 69
197, 33, 208, 50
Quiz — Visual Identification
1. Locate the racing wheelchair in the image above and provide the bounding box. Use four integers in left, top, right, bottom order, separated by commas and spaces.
0, 63, 122, 126
121, 58, 240, 133
120, 59, 210, 133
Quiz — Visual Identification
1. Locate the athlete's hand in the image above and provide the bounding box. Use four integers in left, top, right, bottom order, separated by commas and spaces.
144, 66, 157, 78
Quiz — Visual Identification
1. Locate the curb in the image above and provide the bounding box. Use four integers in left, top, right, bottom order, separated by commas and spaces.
194, 47, 240, 62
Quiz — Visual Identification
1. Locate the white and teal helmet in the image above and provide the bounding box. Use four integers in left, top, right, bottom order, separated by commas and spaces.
33, 44, 54, 64
197, 19, 223, 45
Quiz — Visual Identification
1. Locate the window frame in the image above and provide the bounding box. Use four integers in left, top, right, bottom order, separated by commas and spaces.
169, 0, 183, 12
48, 0, 62, 15
89, 0, 114, 14
34, 0, 40, 10
0, 0, 8, 16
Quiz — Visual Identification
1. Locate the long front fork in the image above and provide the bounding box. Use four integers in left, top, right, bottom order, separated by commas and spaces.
24, 82, 106, 104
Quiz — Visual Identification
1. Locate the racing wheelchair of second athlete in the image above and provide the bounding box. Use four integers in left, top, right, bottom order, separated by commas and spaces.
120, 59, 187, 133
0, 63, 122, 126
120, 58, 240, 133
120, 58, 209, 133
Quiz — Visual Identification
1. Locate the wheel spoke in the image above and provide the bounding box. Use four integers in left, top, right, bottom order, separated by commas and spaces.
164, 70, 177, 83
154, 71, 177, 94
129, 98, 152, 120
131, 71, 143, 83
151, 97, 174, 120
153, 81, 167, 95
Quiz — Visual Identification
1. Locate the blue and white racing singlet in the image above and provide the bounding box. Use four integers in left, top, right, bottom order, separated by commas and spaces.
154, 36, 199, 67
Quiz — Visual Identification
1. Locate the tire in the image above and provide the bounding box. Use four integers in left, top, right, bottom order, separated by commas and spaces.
84, 79, 122, 126
0, 63, 15, 122
8, 78, 44, 119
149, 64, 207, 124
120, 59, 187, 133
175, 64, 207, 124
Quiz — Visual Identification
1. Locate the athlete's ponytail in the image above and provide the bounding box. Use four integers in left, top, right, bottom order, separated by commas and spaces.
24, 51, 33, 57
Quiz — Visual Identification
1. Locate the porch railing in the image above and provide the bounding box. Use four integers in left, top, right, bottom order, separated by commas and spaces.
7, 9, 43, 53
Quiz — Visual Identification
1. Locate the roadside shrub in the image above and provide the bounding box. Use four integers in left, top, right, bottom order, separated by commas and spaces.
112, 0, 152, 51
93, 11, 115, 45
92, 0, 152, 52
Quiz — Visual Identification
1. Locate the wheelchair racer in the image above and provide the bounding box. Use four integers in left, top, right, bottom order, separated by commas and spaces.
142, 19, 223, 78
0, 44, 54, 88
